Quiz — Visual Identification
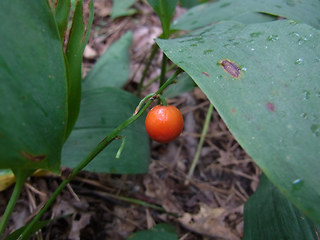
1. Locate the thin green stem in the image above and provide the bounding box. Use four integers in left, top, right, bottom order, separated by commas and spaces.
0, 169, 32, 237
19, 68, 183, 240
159, 53, 168, 87
185, 103, 214, 185
158, 95, 167, 106
115, 136, 126, 159
142, 64, 176, 91
134, 93, 155, 115
137, 44, 159, 97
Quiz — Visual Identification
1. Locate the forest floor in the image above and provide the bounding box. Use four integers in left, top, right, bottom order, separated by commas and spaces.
0, 1, 260, 239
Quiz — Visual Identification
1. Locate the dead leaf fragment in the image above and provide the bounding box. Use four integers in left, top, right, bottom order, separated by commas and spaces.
84, 45, 98, 59
179, 204, 239, 240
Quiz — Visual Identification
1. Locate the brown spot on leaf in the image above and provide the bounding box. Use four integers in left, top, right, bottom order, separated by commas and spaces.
231, 108, 236, 114
201, 71, 210, 77
21, 151, 46, 162
266, 102, 275, 112
219, 59, 241, 78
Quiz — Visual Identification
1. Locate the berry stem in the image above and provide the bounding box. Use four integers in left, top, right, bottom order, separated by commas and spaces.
158, 95, 167, 106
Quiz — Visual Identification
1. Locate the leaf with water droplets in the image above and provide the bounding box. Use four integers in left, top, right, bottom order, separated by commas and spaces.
157, 20, 320, 223
172, 0, 320, 30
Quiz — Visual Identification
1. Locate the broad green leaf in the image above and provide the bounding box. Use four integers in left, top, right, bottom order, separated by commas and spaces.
163, 72, 195, 98
243, 174, 319, 240
54, 0, 71, 41
111, 0, 137, 19
83, 31, 133, 90
172, 0, 320, 30
148, 0, 178, 38
156, 20, 320, 223
0, 0, 67, 172
65, 0, 94, 139
128, 223, 178, 240
179, 0, 203, 9
62, 87, 150, 174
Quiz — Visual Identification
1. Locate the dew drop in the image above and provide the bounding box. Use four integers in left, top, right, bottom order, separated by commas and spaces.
220, 2, 231, 7
203, 49, 214, 55
303, 90, 311, 100
295, 58, 304, 64
298, 37, 308, 45
311, 124, 320, 137
267, 34, 279, 41
292, 179, 304, 192
290, 32, 300, 37
286, 0, 296, 6
250, 32, 263, 38
300, 113, 308, 119
191, 20, 198, 25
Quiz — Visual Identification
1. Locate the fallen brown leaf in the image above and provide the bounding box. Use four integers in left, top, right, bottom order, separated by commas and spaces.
179, 204, 240, 240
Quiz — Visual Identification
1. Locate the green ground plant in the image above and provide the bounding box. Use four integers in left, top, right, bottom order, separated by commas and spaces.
0, 0, 319, 239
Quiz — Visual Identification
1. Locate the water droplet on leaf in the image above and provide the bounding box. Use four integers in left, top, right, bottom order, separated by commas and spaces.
303, 90, 311, 100
295, 58, 304, 64
267, 34, 279, 41
292, 179, 304, 191
311, 124, 320, 137
300, 113, 308, 119
250, 32, 263, 38
203, 49, 214, 55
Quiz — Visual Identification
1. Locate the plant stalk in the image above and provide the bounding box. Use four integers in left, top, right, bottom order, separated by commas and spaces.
0, 169, 32, 238
142, 64, 176, 91
159, 53, 168, 87
18, 69, 183, 240
185, 103, 213, 185
137, 44, 159, 97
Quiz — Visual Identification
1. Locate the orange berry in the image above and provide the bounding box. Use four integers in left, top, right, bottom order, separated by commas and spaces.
145, 105, 183, 143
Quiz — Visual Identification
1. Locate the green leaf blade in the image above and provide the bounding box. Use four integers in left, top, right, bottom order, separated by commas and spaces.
62, 87, 150, 174
83, 31, 133, 90
54, 0, 71, 41
111, 0, 137, 19
0, 0, 68, 172
172, 0, 320, 30
148, 0, 178, 38
156, 20, 320, 223
65, 0, 94, 139
243, 174, 319, 240
128, 223, 178, 240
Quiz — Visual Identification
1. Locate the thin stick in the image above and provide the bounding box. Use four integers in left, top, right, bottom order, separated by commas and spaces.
185, 103, 213, 185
